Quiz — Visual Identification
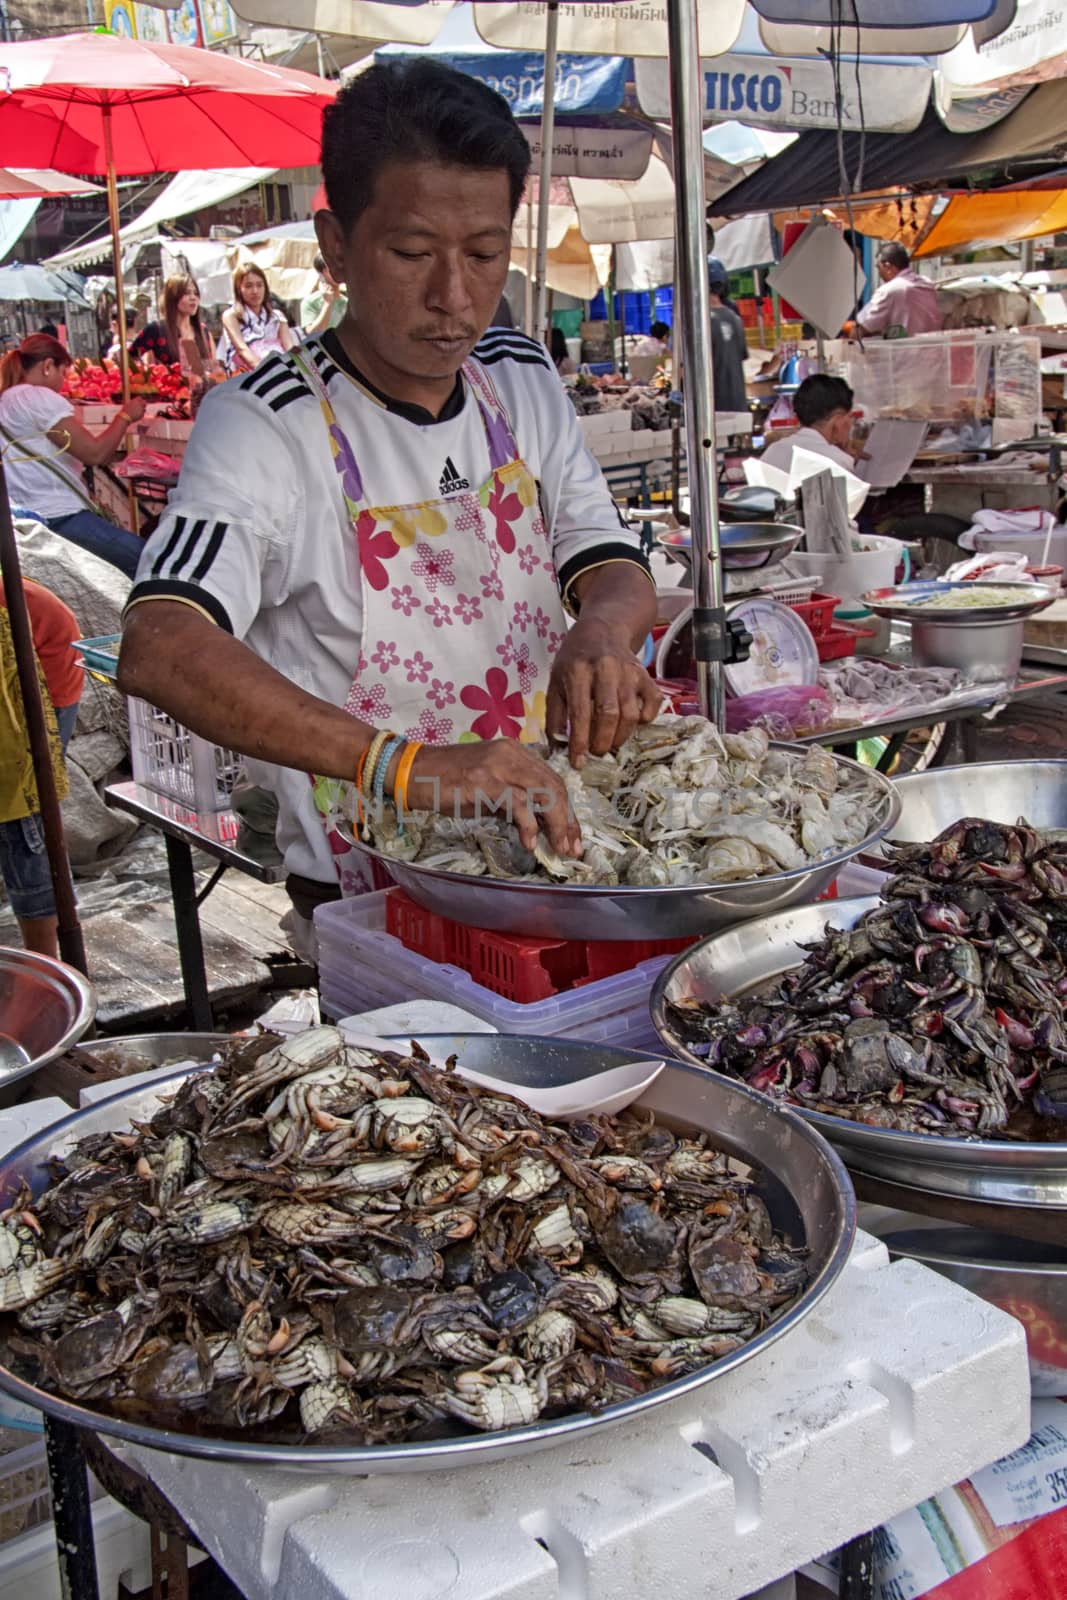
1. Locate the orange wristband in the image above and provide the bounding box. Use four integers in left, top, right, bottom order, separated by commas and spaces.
354, 744, 370, 825
393, 740, 423, 817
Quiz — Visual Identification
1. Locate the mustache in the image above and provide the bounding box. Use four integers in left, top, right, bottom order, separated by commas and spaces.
411, 325, 479, 342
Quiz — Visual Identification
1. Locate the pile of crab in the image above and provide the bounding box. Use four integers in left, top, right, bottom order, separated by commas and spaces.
667, 817, 1067, 1139
0, 1028, 807, 1444
363, 718, 888, 887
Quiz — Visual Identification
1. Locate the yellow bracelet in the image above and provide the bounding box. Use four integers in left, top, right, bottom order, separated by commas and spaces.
392, 741, 423, 818
361, 730, 394, 802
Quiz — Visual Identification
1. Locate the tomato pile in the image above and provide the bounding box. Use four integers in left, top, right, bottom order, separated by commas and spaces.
62, 358, 191, 404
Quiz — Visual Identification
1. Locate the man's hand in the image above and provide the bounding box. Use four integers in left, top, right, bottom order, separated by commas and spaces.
124, 397, 147, 423
546, 617, 661, 769
405, 740, 580, 857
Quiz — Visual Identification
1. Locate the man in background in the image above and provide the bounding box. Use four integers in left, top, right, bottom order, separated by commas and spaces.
301, 254, 347, 337
707, 257, 747, 414
857, 243, 942, 339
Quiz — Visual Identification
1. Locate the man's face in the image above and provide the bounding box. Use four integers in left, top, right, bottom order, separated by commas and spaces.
877, 256, 898, 284
825, 407, 853, 449
319, 160, 512, 387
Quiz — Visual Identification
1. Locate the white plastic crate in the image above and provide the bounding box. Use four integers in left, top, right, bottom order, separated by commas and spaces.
127, 695, 243, 814
314, 892, 667, 1048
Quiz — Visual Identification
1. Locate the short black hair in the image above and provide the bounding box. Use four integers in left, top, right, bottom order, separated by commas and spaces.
650, 320, 670, 340
321, 60, 531, 235
313, 252, 326, 273
878, 242, 910, 271
794, 374, 854, 427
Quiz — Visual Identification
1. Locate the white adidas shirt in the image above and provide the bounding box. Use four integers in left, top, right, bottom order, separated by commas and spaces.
129, 328, 649, 883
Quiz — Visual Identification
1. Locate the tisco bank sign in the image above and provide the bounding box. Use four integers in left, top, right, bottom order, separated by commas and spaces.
635, 54, 931, 133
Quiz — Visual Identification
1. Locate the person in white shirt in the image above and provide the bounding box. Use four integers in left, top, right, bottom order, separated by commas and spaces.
760, 374, 860, 477
0, 334, 146, 577
629, 320, 671, 359
119, 59, 659, 929
856, 243, 942, 339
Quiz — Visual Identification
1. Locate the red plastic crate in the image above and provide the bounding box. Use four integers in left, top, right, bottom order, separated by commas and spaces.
816, 622, 873, 662
384, 887, 695, 1003
787, 591, 840, 639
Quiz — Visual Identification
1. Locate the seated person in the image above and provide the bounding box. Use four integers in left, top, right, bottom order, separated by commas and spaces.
761, 374, 861, 475
630, 321, 671, 359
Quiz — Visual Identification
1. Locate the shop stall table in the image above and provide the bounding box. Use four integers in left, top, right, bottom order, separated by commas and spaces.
792, 656, 1067, 771
104, 780, 284, 1032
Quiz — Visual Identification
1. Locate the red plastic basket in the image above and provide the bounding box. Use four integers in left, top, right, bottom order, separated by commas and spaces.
385, 888, 694, 1003
816, 622, 872, 662
787, 591, 840, 639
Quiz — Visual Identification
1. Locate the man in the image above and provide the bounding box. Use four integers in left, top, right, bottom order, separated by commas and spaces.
707, 259, 747, 414
761, 374, 860, 475
856, 243, 942, 339
119, 61, 659, 932
300, 254, 347, 337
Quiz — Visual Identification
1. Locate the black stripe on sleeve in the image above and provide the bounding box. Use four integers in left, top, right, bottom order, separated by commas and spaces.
149, 514, 186, 577
476, 349, 554, 370
167, 517, 208, 579
267, 384, 313, 414
246, 365, 294, 400
556, 544, 653, 614
189, 522, 229, 583
125, 579, 233, 633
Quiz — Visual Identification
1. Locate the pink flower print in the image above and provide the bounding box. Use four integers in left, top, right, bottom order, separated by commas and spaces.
479, 570, 504, 603
428, 678, 456, 710
533, 606, 551, 639
454, 498, 484, 538
548, 630, 566, 656
403, 650, 433, 685
460, 666, 525, 741
410, 543, 456, 593
356, 511, 399, 592
517, 543, 539, 576
530, 509, 548, 544
356, 649, 369, 675
425, 596, 454, 629
496, 633, 516, 669
512, 640, 537, 696
349, 681, 392, 722
511, 600, 532, 634
486, 478, 524, 554
390, 584, 421, 617
370, 639, 399, 674
404, 709, 454, 745
453, 592, 483, 625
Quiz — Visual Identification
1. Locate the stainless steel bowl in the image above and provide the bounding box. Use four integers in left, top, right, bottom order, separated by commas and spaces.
911, 615, 1025, 676
650, 897, 1067, 1208
860, 759, 1067, 866
357, 751, 901, 941
76, 1033, 232, 1073
0, 950, 95, 1087
0, 1034, 854, 1473
656, 522, 803, 573
871, 1211, 1067, 1396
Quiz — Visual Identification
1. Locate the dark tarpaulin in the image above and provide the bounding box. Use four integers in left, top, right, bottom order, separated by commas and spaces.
713, 81, 1067, 217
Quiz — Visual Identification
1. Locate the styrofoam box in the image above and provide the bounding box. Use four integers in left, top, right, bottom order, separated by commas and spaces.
579, 413, 615, 437
606, 408, 632, 433
314, 891, 667, 1047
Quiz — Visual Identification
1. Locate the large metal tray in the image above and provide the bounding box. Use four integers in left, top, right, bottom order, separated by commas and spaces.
0, 1034, 854, 1474
650, 900, 1067, 1209
657, 521, 802, 574
355, 752, 901, 940
858, 759, 1067, 867
863, 581, 1057, 624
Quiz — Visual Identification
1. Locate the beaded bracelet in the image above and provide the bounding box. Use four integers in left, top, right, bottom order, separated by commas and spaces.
361, 730, 394, 802
392, 740, 423, 825
372, 735, 406, 814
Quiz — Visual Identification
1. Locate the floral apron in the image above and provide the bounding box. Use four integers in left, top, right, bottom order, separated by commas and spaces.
289, 347, 569, 894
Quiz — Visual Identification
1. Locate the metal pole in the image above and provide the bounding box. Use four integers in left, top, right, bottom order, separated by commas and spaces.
0, 461, 88, 976
102, 105, 139, 534
666, 0, 725, 726
523, 198, 534, 337
44, 1419, 100, 1600
533, 1, 559, 346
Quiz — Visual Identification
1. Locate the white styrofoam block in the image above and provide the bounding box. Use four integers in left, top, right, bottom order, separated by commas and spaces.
607, 408, 632, 433
0, 1496, 153, 1600
338, 1002, 498, 1037
579, 413, 614, 437
127, 1234, 1030, 1600
0, 1100, 73, 1158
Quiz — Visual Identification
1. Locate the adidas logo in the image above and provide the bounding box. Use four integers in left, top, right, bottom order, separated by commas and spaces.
438, 457, 470, 495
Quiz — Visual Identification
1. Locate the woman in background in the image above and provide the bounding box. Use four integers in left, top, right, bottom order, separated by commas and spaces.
220, 265, 295, 373
550, 326, 577, 377
130, 275, 214, 368
0, 335, 144, 577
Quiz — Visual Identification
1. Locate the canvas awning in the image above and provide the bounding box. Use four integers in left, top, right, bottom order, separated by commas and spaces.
915, 188, 1067, 255
714, 79, 1067, 216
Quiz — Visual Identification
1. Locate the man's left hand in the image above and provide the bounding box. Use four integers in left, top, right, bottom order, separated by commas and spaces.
546, 619, 662, 768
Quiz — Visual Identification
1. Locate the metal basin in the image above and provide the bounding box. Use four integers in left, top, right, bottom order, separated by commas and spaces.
75, 1034, 232, 1074
657, 522, 803, 573
0, 950, 95, 1088
861, 759, 1067, 866
357, 750, 901, 941
872, 1212, 1067, 1396
0, 1034, 854, 1473
650, 898, 1067, 1208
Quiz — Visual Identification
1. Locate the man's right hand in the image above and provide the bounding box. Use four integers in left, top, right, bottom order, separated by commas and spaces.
124, 398, 147, 423
403, 740, 581, 858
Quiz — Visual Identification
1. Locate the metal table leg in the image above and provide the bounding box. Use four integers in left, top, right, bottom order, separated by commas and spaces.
44, 1419, 100, 1600
163, 835, 214, 1032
